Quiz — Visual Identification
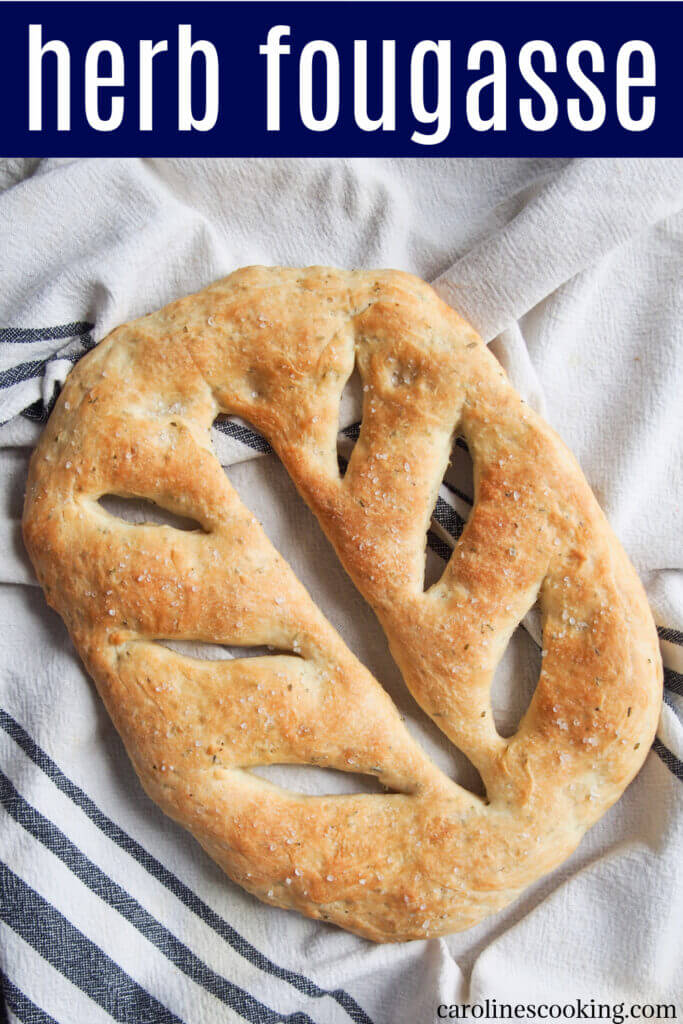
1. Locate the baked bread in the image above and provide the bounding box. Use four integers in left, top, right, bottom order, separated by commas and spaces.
23, 266, 662, 941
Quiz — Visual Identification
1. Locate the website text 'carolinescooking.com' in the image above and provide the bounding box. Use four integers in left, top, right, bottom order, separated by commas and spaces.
436, 999, 678, 1023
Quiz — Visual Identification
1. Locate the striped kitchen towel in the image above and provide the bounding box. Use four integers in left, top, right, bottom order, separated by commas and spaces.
0, 157, 681, 1022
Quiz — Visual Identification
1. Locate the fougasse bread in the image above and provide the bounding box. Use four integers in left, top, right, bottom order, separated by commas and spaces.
23, 267, 662, 941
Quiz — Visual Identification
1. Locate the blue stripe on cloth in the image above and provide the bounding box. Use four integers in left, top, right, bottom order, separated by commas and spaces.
426, 530, 452, 561
0, 863, 184, 1024
0, 770, 319, 1024
663, 690, 682, 722
0, 969, 59, 1024
0, 711, 374, 1024
213, 417, 272, 454
0, 977, 7, 1024
0, 324, 92, 344
664, 667, 683, 696
440, 479, 473, 507
658, 626, 683, 645
19, 396, 57, 425
7, 336, 95, 425
216, 418, 360, 455
341, 422, 361, 442
652, 738, 683, 781
433, 496, 467, 542
0, 360, 46, 390
1, 338, 96, 393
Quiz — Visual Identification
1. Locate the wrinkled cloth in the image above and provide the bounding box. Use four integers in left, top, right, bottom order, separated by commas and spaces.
0, 157, 681, 1024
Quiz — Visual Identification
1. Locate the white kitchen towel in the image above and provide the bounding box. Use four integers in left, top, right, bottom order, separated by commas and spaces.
0, 157, 681, 1024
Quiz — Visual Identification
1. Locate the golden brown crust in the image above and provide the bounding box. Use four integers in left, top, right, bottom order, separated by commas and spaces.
23, 266, 662, 941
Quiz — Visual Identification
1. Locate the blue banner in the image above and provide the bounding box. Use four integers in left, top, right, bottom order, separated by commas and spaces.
0, 1, 678, 156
